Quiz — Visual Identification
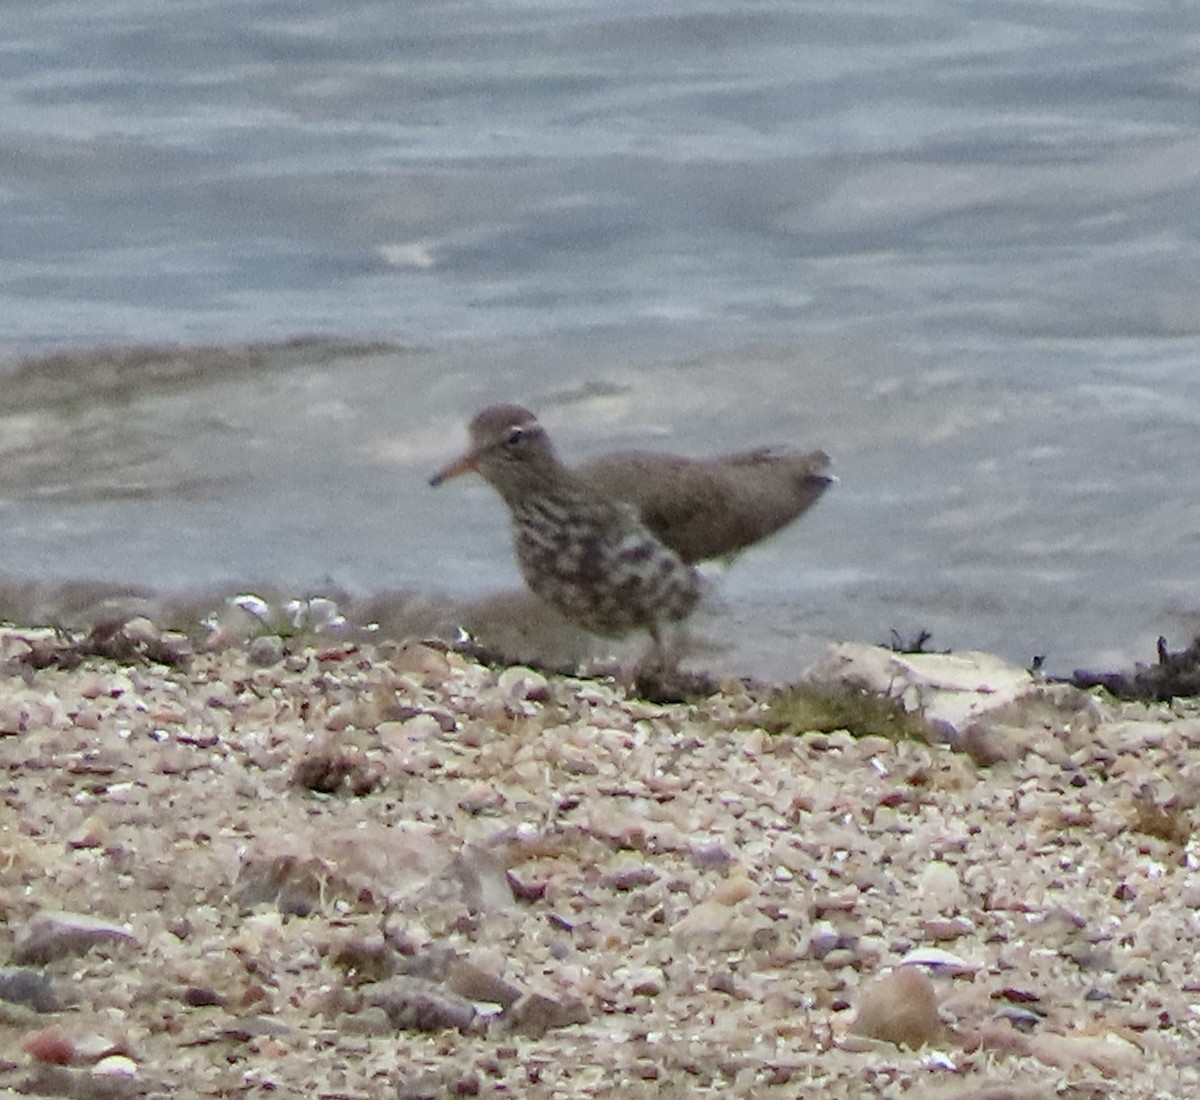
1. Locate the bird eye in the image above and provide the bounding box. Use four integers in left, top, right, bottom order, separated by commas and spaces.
506, 426, 525, 445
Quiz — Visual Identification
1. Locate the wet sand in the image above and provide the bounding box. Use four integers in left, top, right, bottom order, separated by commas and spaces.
2, 338, 1198, 683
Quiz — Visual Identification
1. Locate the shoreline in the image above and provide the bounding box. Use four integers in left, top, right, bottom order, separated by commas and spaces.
0, 623, 1196, 1096
2, 336, 1196, 687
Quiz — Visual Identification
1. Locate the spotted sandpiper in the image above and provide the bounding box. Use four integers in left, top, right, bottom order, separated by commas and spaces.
430, 404, 832, 656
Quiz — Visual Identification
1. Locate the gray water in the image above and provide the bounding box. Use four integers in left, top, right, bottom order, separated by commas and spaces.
2, 0, 1199, 679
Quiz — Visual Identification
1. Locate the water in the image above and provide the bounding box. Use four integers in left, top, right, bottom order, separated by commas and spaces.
2, 0, 1199, 679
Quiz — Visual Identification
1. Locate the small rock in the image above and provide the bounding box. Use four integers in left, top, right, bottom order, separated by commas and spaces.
503, 991, 589, 1038
181, 986, 225, 1008
247, 635, 286, 667
0, 700, 31, 734
959, 722, 1021, 766
13, 912, 137, 965
821, 947, 862, 970
364, 976, 479, 1033
232, 854, 327, 915
897, 946, 979, 975
605, 865, 658, 891
994, 1005, 1043, 1032
329, 938, 397, 984
0, 968, 59, 1013
69, 1032, 129, 1065
811, 887, 859, 915
339, 1006, 394, 1036
851, 967, 943, 1049
92, 1054, 138, 1078
445, 959, 522, 1009
711, 874, 756, 906
922, 916, 975, 941
807, 921, 842, 961
496, 666, 550, 703
219, 1015, 294, 1041
708, 970, 740, 997
688, 841, 734, 871
451, 1072, 481, 1096
390, 642, 452, 680
446, 846, 515, 913
918, 861, 966, 916
22, 1024, 75, 1065
627, 968, 664, 997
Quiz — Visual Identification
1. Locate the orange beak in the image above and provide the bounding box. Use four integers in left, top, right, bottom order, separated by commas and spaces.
429, 452, 479, 487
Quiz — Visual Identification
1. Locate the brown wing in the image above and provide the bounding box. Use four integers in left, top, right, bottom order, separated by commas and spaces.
578, 447, 832, 564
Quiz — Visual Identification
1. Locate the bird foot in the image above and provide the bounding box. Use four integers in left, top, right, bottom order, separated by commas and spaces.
630, 664, 719, 704
628, 644, 719, 703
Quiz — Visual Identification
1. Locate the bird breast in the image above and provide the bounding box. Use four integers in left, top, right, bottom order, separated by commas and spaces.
509, 494, 702, 637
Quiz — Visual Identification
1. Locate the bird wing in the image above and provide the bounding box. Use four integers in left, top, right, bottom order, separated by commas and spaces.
577, 447, 832, 564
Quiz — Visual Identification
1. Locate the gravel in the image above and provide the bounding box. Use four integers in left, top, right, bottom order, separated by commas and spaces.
0, 626, 1197, 1097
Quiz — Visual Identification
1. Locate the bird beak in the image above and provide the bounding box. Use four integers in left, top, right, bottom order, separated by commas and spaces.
429, 452, 478, 487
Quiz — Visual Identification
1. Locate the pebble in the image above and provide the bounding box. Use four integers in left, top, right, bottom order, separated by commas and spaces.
898, 946, 979, 975
445, 847, 515, 912
364, 976, 479, 1033
91, 1055, 139, 1078
339, 1006, 394, 1036
688, 841, 735, 871
1026, 1031, 1142, 1076
0, 967, 59, 1013
389, 641, 453, 680
625, 967, 665, 996
711, 874, 755, 906
851, 967, 943, 1049
605, 865, 658, 891
219, 1015, 295, 1041
13, 912, 138, 966
502, 991, 589, 1038
247, 635, 286, 667
807, 921, 842, 960
821, 948, 862, 970
918, 860, 966, 915
922, 916, 976, 941
496, 666, 550, 703
181, 986, 226, 1008
22, 1024, 75, 1065
445, 959, 522, 1009
959, 722, 1022, 766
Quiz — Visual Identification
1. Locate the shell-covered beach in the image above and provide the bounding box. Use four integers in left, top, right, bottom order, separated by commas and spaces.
0, 622, 1196, 1097
6, 4, 1200, 1091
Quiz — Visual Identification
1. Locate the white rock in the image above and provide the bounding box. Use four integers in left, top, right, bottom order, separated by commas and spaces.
808, 643, 1036, 738
898, 947, 979, 974
92, 1055, 138, 1078
918, 861, 966, 915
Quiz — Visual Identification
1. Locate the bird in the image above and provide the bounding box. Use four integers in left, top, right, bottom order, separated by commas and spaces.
429, 404, 832, 661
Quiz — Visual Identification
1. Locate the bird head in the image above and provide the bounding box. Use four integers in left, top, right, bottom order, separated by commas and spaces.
430, 405, 559, 497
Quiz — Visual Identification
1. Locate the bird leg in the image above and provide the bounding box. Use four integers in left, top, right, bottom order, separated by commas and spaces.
626, 625, 685, 702
638, 625, 672, 672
